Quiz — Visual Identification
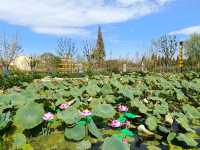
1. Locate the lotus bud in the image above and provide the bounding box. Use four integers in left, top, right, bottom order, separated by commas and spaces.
109, 120, 122, 128
137, 125, 154, 135
143, 98, 149, 104
122, 139, 128, 143
165, 113, 173, 125
81, 109, 92, 117
43, 112, 54, 121
118, 104, 128, 112
59, 103, 69, 110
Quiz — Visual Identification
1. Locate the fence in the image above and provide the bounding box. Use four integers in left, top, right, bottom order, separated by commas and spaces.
1, 62, 200, 76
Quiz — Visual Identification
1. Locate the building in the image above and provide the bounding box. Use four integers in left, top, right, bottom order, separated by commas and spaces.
10, 55, 31, 71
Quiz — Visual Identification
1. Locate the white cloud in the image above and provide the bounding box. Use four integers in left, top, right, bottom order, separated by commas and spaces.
32, 27, 90, 36
170, 25, 200, 35
0, 0, 173, 36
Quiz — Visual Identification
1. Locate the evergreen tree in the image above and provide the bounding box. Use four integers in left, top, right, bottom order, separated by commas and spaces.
96, 26, 105, 58
92, 26, 105, 68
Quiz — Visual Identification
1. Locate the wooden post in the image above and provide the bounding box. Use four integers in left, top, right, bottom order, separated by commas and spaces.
141, 62, 144, 72
123, 64, 127, 73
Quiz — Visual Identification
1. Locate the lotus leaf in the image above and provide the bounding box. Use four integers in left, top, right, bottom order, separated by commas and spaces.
92, 104, 116, 119
176, 116, 194, 132
57, 107, 81, 125
64, 125, 86, 141
14, 102, 44, 129
102, 136, 130, 150
12, 133, 27, 149
101, 84, 113, 95
182, 104, 200, 119
167, 132, 176, 143
0, 111, 10, 130
86, 80, 100, 96
145, 116, 158, 131
176, 133, 198, 147
87, 119, 102, 138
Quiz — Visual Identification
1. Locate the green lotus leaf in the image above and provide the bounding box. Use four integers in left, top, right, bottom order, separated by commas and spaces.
57, 107, 81, 125
146, 145, 161, 150
110, 79, 123, 89
176, 116, 194, 132
102, 136, 129, 150
87, 119, 102, 138
14, 102, 44, 129
132, 89, 143, 96
21, 88, 40, 101
86, 80, 100, 97
92, 104, 116, 119
145, 116, 158, 131
89, 97, 104, 108
64, 125, 86, 141
70, 87, 83, 98
182, 104, 200, 119
131, 98, 148, 114
0, 111, 11, 130
118, 86, 133, 99
158, 125, 170, 134
55, 98, 66, 106
0, 93, 28, 108
43, 81, 58, 89
175, 89, 187, 101
75, 140, 91, 150
101, 84, 113, 95
169, 144, 184, 150
167, 132, 176, 144
153, 101, 168, 115
104, 95, 116, 104
176, 133, 198, 147
12, 133, 27, 149
22, 144, 34, 150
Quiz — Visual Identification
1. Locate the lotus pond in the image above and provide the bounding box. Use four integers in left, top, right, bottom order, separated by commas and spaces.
0, 72, 200, 150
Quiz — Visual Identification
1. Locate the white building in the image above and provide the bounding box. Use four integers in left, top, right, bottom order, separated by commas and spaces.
11, 55, 31, 71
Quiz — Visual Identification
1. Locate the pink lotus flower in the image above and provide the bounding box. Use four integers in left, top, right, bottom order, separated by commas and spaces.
123, 120, 131, 126
122, 139, 128, 143
81, 109, 92, 117
59, 103, 69, 110
109, 120, 121, 128
118, 104, 128, 112
43, 112, 54, 121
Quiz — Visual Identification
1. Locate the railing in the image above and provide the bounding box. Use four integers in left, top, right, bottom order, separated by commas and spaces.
1, 63, 200, 75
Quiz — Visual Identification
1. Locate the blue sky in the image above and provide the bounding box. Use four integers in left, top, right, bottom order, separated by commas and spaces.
0, 0, 200, 59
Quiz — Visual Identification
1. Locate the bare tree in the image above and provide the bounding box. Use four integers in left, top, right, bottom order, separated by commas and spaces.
83, 41, 94, 62
25, 54, 39, 72
56, 38, 77, 58
0, 33, 22, 75
39, 53, 60, 72
82, 40, 95, 71
185, 34, 200, 66
152, 35, 178, 66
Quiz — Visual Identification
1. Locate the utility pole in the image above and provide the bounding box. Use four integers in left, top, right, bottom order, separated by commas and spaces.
178, 41, 184, 72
